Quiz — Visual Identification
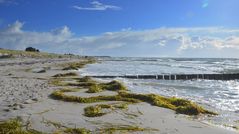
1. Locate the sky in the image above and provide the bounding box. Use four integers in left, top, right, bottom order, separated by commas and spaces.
0, 0, 239, 57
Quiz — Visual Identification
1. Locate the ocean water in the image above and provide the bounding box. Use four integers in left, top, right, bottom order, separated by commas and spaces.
79, 57, 239, 128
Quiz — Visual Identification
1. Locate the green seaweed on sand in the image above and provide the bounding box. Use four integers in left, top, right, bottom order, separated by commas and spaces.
119, 92, 217, 115
100, 80, 127, 91
49, 77, 91, 87
53, 72, 78, 77
0, 118, 154, 134
0, 119, 43, 134
49, 78, 69, 86
50, 90, 140, 103
86, 80, 127, 93
86, 84, 103, 93
84, 105, 106, 117
63, 128, 91, 134
96, 124, 158, 134
50, 84, 216, 115
60, 88, 81, 92
50, 76, 126, 93
75, 76, 95, 83
84, 103, 128, 117
114, 103, 128, 109
62, 60, 96, 70
49, 74, 216, 115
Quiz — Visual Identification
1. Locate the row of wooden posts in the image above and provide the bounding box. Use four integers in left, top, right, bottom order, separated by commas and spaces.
89, 73, 239, 80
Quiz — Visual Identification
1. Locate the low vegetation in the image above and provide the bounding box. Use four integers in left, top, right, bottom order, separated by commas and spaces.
0, 48, 70, 58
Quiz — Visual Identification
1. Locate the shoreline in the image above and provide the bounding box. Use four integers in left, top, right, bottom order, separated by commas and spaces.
0, 55, 238, 133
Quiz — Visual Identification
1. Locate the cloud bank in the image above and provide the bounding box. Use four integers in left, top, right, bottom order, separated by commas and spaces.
73, 1, 121, 11
1, 21, 239, 57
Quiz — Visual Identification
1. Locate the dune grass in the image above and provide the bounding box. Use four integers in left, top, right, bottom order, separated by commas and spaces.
0, 49, 67, 58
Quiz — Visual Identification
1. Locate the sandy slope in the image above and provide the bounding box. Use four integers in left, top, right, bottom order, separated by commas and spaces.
0, 57, 238, 134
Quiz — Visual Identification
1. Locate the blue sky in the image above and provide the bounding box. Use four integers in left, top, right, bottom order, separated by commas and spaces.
0, 0, 239, 57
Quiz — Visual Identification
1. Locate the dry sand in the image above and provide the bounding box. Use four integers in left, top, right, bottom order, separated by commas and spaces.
0, 57, 238, 134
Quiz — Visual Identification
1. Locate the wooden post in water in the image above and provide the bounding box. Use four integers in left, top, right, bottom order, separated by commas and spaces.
89, 73, 239, 80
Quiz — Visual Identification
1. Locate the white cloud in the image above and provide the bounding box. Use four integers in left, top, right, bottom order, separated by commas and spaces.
1, 21, 239, 57
4, 20, 23, 33
0, 21, 74, 53
73, 1, 121, 11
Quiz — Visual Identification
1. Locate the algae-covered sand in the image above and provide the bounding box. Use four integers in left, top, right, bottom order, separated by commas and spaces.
0, 49, 238, 134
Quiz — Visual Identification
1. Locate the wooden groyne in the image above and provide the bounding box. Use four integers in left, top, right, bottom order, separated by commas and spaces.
88, 73, 239, 80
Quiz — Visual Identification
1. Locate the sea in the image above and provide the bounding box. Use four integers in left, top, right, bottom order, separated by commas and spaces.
79, 57, 239, 129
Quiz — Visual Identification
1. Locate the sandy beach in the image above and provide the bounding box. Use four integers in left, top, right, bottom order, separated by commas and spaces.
0, 53, 238, 134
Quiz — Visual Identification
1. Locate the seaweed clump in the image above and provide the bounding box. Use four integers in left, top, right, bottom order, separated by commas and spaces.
84, 103, 128, 117
62, 60, 95, 70
96, 124, 157, 134
63, 128, 91, 134
119, 92, 217, 115
50, 76, 216, 116
49, 76, 95, 87
50, 90, 139, 104
86, 80, 127, 93
84, 105, 107, 117
53, 72, 78, 77
0, 119, 42, 134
